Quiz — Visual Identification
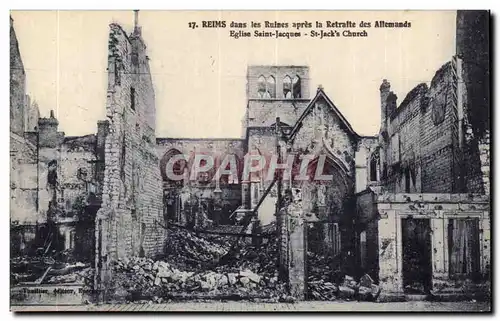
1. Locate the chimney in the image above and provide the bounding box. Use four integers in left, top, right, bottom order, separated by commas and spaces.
130, 10, 143, 67
133, 10, 141, 35
38, 110, 60, 148
386, 92, 398, 119
379, 79, 391, 129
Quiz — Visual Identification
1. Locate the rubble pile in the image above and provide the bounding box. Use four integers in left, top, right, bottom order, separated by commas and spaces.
45, 263, 93, 285
225, 239, 278, 277
10, 255, 92, 287
306, 250, 342, 300
308, 273, 381, 301
110, 225, 289, 302
112, 257, 288, 302
308, 281, 338, 300
163, 226, 233, 269
306, 251, 381, 301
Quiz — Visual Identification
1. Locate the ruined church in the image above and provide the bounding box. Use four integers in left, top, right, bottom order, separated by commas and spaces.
10, 11, 490, 301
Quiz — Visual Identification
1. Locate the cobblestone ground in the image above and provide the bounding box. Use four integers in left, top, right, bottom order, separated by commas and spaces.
11, 301, 491, 312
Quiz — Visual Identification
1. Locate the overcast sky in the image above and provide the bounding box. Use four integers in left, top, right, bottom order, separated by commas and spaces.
11, 10, 456, 138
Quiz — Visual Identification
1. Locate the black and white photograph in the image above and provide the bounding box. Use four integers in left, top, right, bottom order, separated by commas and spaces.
8, 9, 491, 312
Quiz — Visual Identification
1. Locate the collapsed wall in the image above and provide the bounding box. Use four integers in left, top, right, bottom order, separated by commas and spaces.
95, 21, 165, 292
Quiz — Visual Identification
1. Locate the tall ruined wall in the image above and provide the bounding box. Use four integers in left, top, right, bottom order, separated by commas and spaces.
384, 85, 426, 192
98, 23, 165, 264
10, 17, 26, 135
456, 10, 490, 139
456, 11, 490, 194
10, 133, 38, 224
10, 18, 38, 224
421, 63, 459, 192
380, 62, 468, 194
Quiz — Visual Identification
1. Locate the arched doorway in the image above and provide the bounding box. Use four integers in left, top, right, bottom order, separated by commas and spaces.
300, 153, 352, 252
297, 152, 355, 300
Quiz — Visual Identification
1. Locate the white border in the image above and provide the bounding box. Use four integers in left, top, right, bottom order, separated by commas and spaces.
2, 1, 497, 320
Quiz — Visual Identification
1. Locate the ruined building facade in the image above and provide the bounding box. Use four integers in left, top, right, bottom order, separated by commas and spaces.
10, 16, 105, 262
10, 11, 490, 301
158, 65, 380, 298
10, 15, 166, 288
356, 11, 490, 300
95, 19, 166, 290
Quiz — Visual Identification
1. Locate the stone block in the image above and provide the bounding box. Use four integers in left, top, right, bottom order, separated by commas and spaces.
357, 286, 373, 301
338, 285, 356, 300
359, 274, 374, 288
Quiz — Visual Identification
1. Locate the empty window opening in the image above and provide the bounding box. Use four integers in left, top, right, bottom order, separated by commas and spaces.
292, 75, 301, 98
405, 168, 411, 193
130, 87, 136, 111
257, 75, 266, 98
257, 74, 276, 98
266, 76, 276, 98
283, 75, 292, 98
370, 156, 378, 181
114, 61, 121, 86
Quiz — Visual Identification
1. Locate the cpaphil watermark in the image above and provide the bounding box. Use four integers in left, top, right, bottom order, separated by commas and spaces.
161, 152, 337, 184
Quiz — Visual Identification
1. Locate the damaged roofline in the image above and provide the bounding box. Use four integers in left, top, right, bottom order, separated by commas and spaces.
109, 23, 132, 44
388, 59, 454, 120
288, 87, 361, 142
389, 82, 429, 120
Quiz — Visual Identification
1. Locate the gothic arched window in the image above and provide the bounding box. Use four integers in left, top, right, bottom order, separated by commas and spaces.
292, 75, 301, 98
283, 75, 292, 98
266, 76, 276, 98
257, 75, 266, 98
257, 74, 276, 98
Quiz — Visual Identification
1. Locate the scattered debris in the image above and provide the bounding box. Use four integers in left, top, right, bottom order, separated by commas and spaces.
163, 226, 233, 270
111, 224, 382, 303
306, 248, 382, 302
110, 224, 289, 302
112, 256, 288, 302
10, 254, 93, 287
